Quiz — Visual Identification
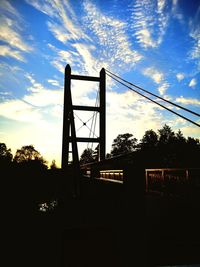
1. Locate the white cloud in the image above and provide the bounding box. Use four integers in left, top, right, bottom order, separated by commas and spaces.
106, 89, 164, 151
143, 67, 164, 84
0, 23, 31, 52
180, 121, 200, 139
143, 67, 170, 95
47, 43, 81, 74
0, 0, 20, 18
47, 79, 60, 87
189, 6, 200, 69
176, 96, 200, 106
0, 45, 25, 61
157, 82, 169, 96
47, 21, 74, 43
44, 1, 142, 76
83, 1, 142, 71
130, 0, 169, 49
24, 90, 63, 107
72, 43, 98, 75
26, 0, 89, 42
24, 73, 63, 107
189, 78, 197, 88
0, 99, 42, 122
176, 73, 184, 81
0, 1, 32, 61
171, 0, 184, 23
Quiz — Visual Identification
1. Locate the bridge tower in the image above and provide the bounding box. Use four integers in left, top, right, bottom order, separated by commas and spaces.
61, 64, 106, 177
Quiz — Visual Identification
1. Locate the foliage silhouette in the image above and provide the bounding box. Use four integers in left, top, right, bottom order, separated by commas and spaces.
111, 133, 138, 156
50, 159, 58, 169
0, 142, 13, 168
14, 145, 47, 165
138, 124, 200, 167
80, 148, 96, 164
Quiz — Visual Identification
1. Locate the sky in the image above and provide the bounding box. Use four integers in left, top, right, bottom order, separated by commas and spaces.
0, 0, 200, 167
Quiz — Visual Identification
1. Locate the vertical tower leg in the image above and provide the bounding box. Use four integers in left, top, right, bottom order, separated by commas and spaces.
99, 68, 106, 161
61, 64, 80, 197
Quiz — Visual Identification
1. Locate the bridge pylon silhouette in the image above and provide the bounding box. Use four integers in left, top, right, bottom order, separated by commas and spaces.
61, 64, 106, 194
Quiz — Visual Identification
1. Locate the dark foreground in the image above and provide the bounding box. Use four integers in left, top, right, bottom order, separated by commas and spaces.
3, 174, 200, 267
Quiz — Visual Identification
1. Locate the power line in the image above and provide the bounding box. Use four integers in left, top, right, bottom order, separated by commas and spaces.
106, 69, 200, 118
106, 72, 200, 128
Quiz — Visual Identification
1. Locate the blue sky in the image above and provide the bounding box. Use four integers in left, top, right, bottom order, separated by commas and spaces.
0, 0, 200, 167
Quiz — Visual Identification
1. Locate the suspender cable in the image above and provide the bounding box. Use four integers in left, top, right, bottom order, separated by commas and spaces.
106, 72, 200, 128
106, 69, 200, 118
88, 90, 99, 149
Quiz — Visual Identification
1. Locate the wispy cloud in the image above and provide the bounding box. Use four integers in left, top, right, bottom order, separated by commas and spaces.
47, 79, 60, 87
143, 66, 169, 95
176, 96, 200, 106
47, 43, 82, 74
83, 1, 142, 71
143, 67, 164, 83
72, 43, 98, 75
130, 0, 169, 49
0, 1, 32, 61
0, 99, 42, 122
0, 22, 31, 52
171, 0, 184, 23
188, 78, 197, 88
0, 45, 25, 61
0, 0, 21, 18
45, 1, 142, 76
189, 6, 200, 70
26, 0, 89, 42
106, 89, 166, 151
25, 73, 63, 107
176, 73, 185, 81
157, 82, 170, 95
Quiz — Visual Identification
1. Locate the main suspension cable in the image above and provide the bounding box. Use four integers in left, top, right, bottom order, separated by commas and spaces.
106, 69, 200, 118
106, 72, 200, 128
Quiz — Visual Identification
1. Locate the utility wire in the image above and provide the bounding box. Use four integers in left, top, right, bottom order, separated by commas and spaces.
106, 69, 200, 118
106, 72, 200, 128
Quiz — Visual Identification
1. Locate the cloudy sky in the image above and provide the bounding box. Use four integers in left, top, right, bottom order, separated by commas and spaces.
0, 0, 200, 167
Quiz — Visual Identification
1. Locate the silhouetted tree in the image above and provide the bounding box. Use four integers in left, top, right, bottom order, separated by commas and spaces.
14, 145, 47, 170
93, 145, 99, 161
80, 148, 96, 164
176, 129, 186, 144
111, 133, 137, 156
158, 124, 175, 145
50, 159, 58, 169
139, 129, 158, 150
185, 137, 200, 167
0, 143, 13, 167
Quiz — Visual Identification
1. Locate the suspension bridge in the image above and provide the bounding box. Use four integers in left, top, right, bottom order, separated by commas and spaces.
51, 64, 200, 267
60, 64, 200, 196
11, 65, 199, 267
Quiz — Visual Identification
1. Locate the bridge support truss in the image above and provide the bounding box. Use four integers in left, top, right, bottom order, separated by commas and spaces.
61, 64, 106, 194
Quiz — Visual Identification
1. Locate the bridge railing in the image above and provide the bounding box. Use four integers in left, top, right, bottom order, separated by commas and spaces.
145, 168, 200, 196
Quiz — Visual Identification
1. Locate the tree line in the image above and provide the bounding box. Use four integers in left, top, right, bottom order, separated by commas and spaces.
1, 124, 200, 170
0, 144, 57, 170
80, 124, 200, 168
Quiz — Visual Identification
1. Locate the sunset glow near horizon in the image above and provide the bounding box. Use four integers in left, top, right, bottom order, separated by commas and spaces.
0, 0, 200, 167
